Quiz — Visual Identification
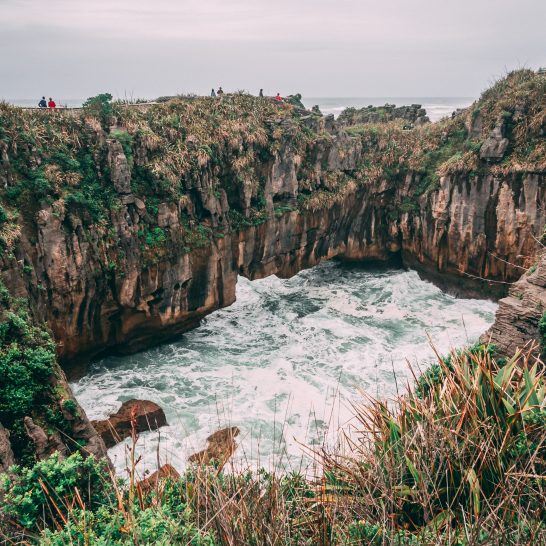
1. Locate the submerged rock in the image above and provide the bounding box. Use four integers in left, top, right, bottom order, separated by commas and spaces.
92, 400, 168, 448
188, 426, 240, 470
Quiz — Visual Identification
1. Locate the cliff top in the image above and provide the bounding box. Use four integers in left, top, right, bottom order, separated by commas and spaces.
0, 70, 544, 258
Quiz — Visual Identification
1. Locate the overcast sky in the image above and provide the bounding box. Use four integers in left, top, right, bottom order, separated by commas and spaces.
1, 0, 545, 100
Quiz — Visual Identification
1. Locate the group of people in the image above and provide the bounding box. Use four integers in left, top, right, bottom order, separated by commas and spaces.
38, 96, 56, 108
210, 87, 283, 102
37, 89, 284, 109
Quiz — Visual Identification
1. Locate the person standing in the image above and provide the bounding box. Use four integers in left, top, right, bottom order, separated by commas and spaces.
211, 88, 216, 98
217, 86, 224, 96
47, 97, 56, 108
259, 89, 264, 97
274, 93, 282, 102
38, 96, 47, 108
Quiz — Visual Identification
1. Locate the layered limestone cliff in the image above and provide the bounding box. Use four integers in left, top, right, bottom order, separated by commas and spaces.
6, 138, 544, 364
0, 69, 544, 464
482, 251, 546, 358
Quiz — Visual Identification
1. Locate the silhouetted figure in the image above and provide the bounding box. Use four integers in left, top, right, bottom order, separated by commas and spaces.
259, 89, 264, 97
47, 97, 56, 109
211, 89, 216, 98
217, 87, 224, 96
38, 96, 47, 108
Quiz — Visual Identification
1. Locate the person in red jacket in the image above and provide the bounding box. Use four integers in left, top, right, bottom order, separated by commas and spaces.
47, 97, 56, 108
274, 93, 282, 102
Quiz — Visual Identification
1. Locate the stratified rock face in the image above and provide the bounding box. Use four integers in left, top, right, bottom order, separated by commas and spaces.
92, 400, 168, 448
4, 125, 545, 364
483, 252, 546, 358
399, 173, 545, 294
24, 417, 68, 461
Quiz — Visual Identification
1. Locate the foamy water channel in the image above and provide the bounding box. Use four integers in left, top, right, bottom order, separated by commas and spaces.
72, 262, 497, 476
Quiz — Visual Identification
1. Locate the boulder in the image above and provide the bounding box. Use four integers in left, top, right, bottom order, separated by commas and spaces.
138, 463, 180, 494
480, 136, 509, 160
480, 119, 509, 160
157, 202, 179, 228
92, 400, 167, 448
107, 139, 132, 195
188, 426, 240, 470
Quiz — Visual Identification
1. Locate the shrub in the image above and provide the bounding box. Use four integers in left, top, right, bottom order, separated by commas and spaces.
0, 452, 111, 531
0, 205, 7, 225
539, 312, 546, 359
0, 310, 56, 426
82, 93, 114, 127
327, 346, 545, 536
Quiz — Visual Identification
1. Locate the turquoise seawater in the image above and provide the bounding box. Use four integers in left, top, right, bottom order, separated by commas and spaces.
72, 262, 497, 476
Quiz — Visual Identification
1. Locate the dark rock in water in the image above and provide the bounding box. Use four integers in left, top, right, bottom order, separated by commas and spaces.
92, 400, 168, 448
138, 463, 180, 493
188, 426, 240, 470
0, 423, 15, 473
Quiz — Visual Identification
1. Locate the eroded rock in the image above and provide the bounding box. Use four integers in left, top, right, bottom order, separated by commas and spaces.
92, 400, 168, 449
138, 463, 180, 493
482, 251, 546, 359
188, 426, 240, 470
24, 417, 68, 461
480, 119, 510, 160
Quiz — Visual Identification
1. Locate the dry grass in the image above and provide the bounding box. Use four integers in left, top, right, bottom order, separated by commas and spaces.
2, 344, 544, 545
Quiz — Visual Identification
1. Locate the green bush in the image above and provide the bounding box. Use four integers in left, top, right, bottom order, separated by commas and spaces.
538, 312, 546, 359
0, 283, 69, 462
0, 204, 7, 225
415, 343, 493, 399
0, 311, 56, 426
0, 452, 111, 530
83, 93, 114, 127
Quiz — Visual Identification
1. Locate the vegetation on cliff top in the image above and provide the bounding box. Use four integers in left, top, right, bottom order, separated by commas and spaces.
0, 69, 543, 263
1, 344, 544, 544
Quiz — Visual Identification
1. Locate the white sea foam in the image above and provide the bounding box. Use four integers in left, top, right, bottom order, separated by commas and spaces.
72, 262, 497, 477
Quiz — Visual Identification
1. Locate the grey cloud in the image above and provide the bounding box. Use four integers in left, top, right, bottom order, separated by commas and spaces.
0, 0, 544, 99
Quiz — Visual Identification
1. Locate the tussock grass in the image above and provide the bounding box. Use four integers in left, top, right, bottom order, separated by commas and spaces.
1, 344, 544, 545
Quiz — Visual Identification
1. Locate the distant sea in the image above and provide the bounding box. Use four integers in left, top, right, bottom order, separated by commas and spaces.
6, 96, 474, 123
304, 97, 474, 122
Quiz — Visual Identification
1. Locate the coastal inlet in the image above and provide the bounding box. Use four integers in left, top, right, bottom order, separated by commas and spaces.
72, 261, 497, 476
